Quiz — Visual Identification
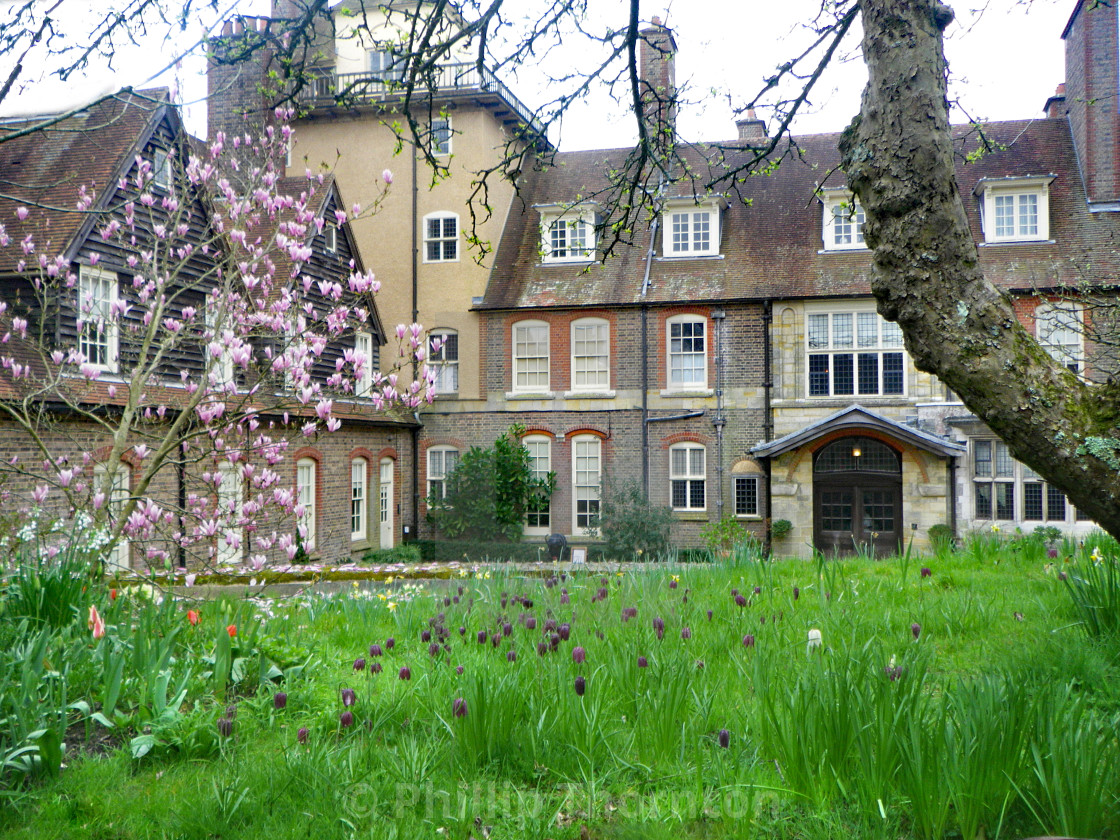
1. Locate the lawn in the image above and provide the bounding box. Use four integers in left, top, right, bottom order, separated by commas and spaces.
1, 531, 1119, 840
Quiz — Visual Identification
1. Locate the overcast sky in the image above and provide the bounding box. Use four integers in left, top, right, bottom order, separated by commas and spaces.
0, 0, 1074, 150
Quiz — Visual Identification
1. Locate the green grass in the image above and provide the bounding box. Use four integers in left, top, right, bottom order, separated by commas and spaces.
2, 540, 1119, 839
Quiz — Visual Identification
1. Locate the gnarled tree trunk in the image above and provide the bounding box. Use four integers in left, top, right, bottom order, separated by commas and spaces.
840, 0, 1120, 539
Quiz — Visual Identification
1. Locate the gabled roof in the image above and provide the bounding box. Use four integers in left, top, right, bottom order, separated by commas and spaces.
0, 89, 177, 274
750, 405, 967, 459
483, 118, 1119, 311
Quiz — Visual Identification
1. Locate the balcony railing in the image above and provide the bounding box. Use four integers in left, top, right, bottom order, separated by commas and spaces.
295, 62, 545, 138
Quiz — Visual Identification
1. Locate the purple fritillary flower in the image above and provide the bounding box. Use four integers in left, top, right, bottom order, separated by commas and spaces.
911, 623, 922, 640
707, 610, 713, 621
731, 589, 739, 597
354, 657, 366, 671
273, 692, 287, 710
1047, 548, 1059, 559
399, 666, 411, 681
385, 637, 395, 650
507, 650, 517, 662
669, 579, 678, 590
525, 617, 537, 631
477, 630, 487, 645
456, 665, 464, 675
550, 634, 561, 650
718, 728, 730, 749
638, 655, 649, 668
558, 623, 571, 641
574, 675, 586, 696
340, 710, 354, 727
793, 587, 800, 601
421, 630, 432, 643
681, 626, 692, 640
452, 596, 460, 605
735, 594, 747, 608
920, 567, 932, 578
653, 616, 665, 640
444, 596, 451, 607
743, 634, 755, 648
297, 726, 309, 744
429, 642, 441, 657
560, 593, 570, 605
491, 634, 501, 648
217, 717, 233, 737
537, 641, 549, 657
503, 623, 513, 637
369, 643, 383, 657
371, 662, 382, 674
572, 646, 586, 664
753, 586, 762, 595
459, 626, 466, 636
545, 619, 557, 633
453, 697, 468, 718
341, 688, 356, 707
597, 587, 608, 600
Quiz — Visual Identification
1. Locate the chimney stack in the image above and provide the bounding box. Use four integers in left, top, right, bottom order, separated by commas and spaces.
1063, 1, 1120, 206
736, 108, 767, 145
1043, 83, 1066, 119
638, 16, 677, 154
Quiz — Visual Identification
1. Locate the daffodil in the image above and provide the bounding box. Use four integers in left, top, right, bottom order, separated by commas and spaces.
387, 602, 397, 612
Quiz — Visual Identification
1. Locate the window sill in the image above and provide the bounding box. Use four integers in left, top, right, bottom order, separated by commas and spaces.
656, 254, 724, 261
734, 515, 764, 521
660, 388, 714, 398
817, 246, 871, 254
422, 259, 461, 265
541, 258, 597, 266
979, 239, 1054, 247
673, 511, 709, 521
563, 390, 615, 399
505, 391, 556, 400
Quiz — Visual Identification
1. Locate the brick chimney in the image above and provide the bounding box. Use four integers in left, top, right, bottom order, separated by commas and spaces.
1063, 0, 1120, 207
638, 16, 677, 153
206, 16, 275, 143
736, 108, 767, 145
1043, 83, 1066, 119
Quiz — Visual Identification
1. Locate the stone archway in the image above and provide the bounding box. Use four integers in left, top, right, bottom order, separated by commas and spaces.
813, 436, 902, 556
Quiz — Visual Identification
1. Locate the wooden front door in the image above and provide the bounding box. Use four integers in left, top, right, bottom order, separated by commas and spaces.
813, 437, 902, 557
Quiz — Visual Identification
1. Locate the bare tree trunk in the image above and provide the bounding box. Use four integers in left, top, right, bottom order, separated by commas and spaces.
840, 0, 1120, 539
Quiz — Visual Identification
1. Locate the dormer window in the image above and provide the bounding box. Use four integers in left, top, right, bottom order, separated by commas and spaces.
820, 190, 866, 251
324, 222, 338, 253
153, 149, 172, 191
539, 203, 598, 263
975, 176, 1053, 243
662, 197, 725, 257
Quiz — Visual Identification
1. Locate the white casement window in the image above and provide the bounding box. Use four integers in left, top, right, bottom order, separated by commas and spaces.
670, 443, 706, 511
733, 471, 760, 517
423, 213, 458, 262
572, 435, 601, 531
972, 438, 1073, 524
523, 435, 552, 534
429, 330, 459, 394
820, 191, 866, 250
153, 148, 172, 190
368, 47, 404, 82
354, 330, 374, 396
976, 177, 1052, 243
539, 204, 598, 262
94, 462, 130, 571
427, 446, 459, 502
296, 458, 317, 551
571, 318, 609, 391
351, 457, 368, 541
217, 462, 244, 565
78, 266, 119, 371
663, 198, 724, 257
513, 320, 550, 392
667, 315, 707, 390
431, 117, 452, 156
1035, 302, 1083, 374
806, 306, 906, 397
324, 222, 338, 253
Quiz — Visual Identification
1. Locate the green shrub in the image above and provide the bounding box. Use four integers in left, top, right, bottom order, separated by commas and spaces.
928, 523, 954, 553
771, 519, 793, 540
360, 544, 422, 565
595, 481, 673, 560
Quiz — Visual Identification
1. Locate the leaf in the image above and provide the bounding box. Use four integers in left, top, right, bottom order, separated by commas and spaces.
130, 734, 157, 760
34, 728, 63, 778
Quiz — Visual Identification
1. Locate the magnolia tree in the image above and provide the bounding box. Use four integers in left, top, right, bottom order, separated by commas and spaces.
0, 107, 434, 574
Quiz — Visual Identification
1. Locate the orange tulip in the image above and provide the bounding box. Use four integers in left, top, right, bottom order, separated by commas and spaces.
88, 605, 106, 640
226, 624, 237, 638
188, 609, 200, 626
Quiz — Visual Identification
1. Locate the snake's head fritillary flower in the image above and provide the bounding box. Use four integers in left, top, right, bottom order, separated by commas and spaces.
920, 567, 932, 578
718, 729, 730, 749
807, 628, 822, 653
637, 655, 648, 668
793, 587, 800, 601
369, 644, 382, 657
273, 692, 287, 710
340, 710, 354, 727
681, 626, 692, 640
421, 630, 431, 643
911, 622, 921, 640
297, 727, 309, 744
743, 634, 755, 648
217, 717, 233, 737
341, 688, 356, 707
735, 594, 747, 608
507, 650, 517, 662
652, 617, 665, 640
399, 666, 411, 681
525, 617, 537, 631
558, 623, 570, 641
353, 657, 366, 671
572, 646, 586, 664
574, 675, 586, 696
453, 697, 468, 718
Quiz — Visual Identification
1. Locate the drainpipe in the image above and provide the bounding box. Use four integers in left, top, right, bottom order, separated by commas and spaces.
762, 300, 774, 557
711, 307, 726, 521
640, 174, 667, 501
409, 142, 421, 541
948, 455, 958, 541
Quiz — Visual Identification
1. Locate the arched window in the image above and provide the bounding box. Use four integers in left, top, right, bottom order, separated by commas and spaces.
571, 318, 609, 392
512, 320, 550, 392
572, 435, 601, 531
732, 461, 762, 518
670, 442, 706, 511
523, 434, 552, 535
296, 457, 317, 550
351, 457, 369, 541
666, 315, 707, 390
814, 437, 900, 474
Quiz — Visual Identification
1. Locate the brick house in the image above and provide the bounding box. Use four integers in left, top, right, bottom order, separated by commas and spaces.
207, 1, 1120, 556
0, 89, 414, 570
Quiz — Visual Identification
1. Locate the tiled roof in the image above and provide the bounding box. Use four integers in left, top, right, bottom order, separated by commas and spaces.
0, 89, 172, 274
482, 118, 1119, 310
